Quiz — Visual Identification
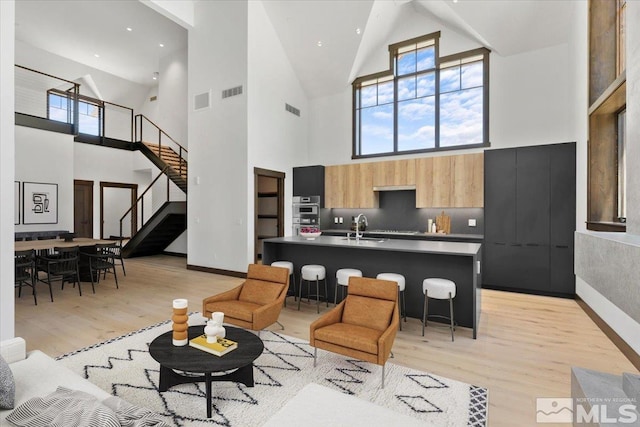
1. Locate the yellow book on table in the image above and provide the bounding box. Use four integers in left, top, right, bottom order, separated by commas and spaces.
189, 334, 238, 357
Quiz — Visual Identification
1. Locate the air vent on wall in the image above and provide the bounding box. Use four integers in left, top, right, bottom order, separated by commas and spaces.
194, 91, 210, 111
222, 85, 243, 99
285, 103, 301, 117
149, 95, 158, 102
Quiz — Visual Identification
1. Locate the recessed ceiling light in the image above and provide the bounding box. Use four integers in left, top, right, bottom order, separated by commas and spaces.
317, 41, 323, 47
153, 72, 159, 80
355, 28, 361, 35
159, 43, 165, 48
126, 27, 132, 32
94, 54, 100, 58
453, 0, 458, 3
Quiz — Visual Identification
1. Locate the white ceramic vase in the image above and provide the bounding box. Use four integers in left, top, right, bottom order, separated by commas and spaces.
204, 311, 226, 343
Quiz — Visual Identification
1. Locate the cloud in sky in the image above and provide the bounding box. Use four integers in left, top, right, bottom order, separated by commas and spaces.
440, 87, 483, 146
357, 55, 484, 154
361, 103, 393, 154
398, 97, 435, 150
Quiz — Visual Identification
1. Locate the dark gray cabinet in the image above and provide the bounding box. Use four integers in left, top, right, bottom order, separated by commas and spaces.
483, 142, 575, 296
293, 165, 324, 207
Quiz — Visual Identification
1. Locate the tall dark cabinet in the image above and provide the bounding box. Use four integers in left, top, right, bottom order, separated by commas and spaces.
293, 165, 325, 207
483, 142, 576, 296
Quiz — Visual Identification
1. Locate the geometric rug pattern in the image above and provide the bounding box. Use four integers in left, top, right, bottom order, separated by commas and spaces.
56, 314, 487, 426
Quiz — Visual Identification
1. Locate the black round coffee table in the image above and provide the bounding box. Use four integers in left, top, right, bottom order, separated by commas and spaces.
149, 325, 264, 418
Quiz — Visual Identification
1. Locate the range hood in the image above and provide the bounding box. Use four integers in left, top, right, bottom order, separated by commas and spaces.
372, 185, 416, 192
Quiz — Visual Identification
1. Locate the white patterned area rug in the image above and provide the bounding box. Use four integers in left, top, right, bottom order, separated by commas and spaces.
56, 314, 487, 427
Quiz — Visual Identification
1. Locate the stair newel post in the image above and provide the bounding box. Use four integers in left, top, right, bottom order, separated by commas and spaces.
166, 173, 170, 202
129, 109, 134, 143
158, 128, 162, 159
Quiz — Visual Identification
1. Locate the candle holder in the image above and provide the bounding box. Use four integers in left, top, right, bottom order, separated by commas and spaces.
172, 298, 188, 346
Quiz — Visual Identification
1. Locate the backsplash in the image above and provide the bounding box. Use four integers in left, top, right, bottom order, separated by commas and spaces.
319, 190, 484, 235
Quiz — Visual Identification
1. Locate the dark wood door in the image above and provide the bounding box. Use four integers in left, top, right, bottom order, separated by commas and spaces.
254, 168, 285, 263
74, 180, 93, 238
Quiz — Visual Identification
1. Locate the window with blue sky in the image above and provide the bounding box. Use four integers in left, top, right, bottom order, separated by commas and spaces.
47, 91, 102, 136
353, 32, 489, 158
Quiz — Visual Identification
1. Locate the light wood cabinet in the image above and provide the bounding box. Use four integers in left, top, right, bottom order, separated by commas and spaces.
324, 165, 346, 208
326, 153, 481, 209
325, 163, 378, 208
372, 159, 416, 187
416, 153, 483, 208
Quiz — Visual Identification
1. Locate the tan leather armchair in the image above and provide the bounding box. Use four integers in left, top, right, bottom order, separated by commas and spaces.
202, 264, 290, 331
310, 276, 400, 388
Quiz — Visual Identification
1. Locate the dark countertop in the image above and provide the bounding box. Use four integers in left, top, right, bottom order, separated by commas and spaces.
264, 235, 481, 256
321, 228, 484, 242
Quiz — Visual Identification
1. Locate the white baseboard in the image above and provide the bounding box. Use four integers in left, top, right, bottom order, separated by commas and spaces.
576, 276, 640, 357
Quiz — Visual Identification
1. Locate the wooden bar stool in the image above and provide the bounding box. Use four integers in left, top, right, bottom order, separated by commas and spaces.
271, 261, 296, 307
334, 268, 362, 305
422, 278, 456, 341
376, 273, 406, 330
298, 264, 327, 313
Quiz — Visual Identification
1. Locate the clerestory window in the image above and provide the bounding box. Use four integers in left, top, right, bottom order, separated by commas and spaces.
353, 32, 490, 158
47, 90, 103, 136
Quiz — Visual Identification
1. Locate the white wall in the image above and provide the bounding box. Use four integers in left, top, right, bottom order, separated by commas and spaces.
188, 0, 249, 272
159, 48, 188, 147
74, 145, 154, 238
571, 0, 589, 233
247, 0, 309, 251
15, 127, 74, 233
0, 0, 16, 341
308, 10, 576, 167
14, 130, 159, 238
15, 40, 150, 111
490, 43, 573, 148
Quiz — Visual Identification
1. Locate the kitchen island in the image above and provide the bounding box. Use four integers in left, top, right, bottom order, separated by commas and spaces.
262, 235, 482, 338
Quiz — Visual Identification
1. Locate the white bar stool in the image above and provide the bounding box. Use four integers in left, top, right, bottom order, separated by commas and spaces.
376, 273, 406, 330
271, 261, 296, 307
422, 278, 456, 341
298, 264, 327, 313
334, 268, 362, 305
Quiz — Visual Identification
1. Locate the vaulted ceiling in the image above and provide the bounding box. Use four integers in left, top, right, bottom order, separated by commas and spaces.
14, 0, 576, 98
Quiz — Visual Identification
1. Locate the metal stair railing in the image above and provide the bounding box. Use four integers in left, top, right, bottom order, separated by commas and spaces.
119, 166, 177, 241
135, 114, 188, 179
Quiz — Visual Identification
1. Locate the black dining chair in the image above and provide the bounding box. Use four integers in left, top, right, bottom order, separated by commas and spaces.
87, 243, 119, 290
15, 249, 38, 305
38, 246, 83, 296
109, 235, 126, 276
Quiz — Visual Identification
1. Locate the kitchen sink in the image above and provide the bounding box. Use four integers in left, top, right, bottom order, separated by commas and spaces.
341, 237, 387, 243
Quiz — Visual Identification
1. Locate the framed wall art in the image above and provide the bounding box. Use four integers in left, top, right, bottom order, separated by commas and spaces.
23, 182, 58, 224
14, 181, 20, 225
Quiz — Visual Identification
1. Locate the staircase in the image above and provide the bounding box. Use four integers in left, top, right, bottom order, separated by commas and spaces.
121, 115, 189, 257
122, 201, 187, 258
139, 142, 187, 193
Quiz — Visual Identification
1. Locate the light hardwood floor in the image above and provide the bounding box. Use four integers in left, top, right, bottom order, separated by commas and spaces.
14, 255, 638, 427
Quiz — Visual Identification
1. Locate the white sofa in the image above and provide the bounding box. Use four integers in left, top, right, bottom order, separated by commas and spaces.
0, 337, 111, 424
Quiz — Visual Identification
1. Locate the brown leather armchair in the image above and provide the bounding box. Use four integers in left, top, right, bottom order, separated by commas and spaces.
310, 276, 399, 388
202, 264, 290, 331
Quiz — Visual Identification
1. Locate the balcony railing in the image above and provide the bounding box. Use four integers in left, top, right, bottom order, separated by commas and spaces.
15, 65, 134, 143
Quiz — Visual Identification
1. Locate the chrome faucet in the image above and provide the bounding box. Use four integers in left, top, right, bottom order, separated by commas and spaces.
355, 213, 368, 242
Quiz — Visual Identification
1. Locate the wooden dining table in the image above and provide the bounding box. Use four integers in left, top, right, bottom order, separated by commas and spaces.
14, 237, 114, 252
15, 238, 117, 282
